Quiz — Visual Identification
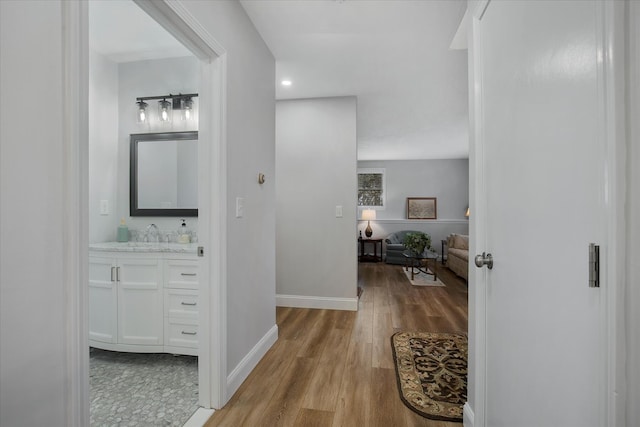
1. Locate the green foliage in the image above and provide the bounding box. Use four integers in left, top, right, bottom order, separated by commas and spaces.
403, 232, 432, 255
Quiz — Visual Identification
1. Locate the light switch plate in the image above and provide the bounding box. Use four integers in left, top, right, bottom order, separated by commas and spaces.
236, 197, 244, 218
100, 200, 109, 215
335, 205, 343, 218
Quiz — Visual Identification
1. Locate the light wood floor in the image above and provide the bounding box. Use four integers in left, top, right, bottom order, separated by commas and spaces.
205, 261, 468, 427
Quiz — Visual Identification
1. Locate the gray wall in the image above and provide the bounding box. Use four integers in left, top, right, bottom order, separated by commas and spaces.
358, 159, 469, 258
89, 51, 119, 243
1, 1, 69, 424
276, 97, 358, 302
180, 0, 277, 383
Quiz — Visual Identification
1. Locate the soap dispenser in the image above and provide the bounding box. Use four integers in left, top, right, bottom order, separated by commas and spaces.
117, 218, 129, 242
178, 219, 190, 244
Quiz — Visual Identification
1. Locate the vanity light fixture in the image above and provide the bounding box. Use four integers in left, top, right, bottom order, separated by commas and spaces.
136, 100, 148, 123
281, 79, 292, 86
135, 93, 198, 124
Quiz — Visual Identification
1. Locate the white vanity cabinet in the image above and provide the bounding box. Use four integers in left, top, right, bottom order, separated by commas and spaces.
88, 244, 199, 355
163, 259, 199, 356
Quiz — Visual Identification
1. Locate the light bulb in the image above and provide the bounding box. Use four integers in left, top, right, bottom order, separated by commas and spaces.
136, 100, 148, 123
158, 99, 171, 122
181, 97, 194, 121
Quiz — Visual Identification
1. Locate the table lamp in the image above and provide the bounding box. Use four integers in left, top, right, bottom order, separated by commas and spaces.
362, 209, 376, 238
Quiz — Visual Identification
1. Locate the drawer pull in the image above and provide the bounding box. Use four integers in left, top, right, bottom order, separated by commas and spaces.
181, 302, 197, 306
181, 331, 197, 336
181, 273, 197, 277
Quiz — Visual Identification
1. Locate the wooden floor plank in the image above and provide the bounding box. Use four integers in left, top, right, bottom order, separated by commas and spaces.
294, 409, 335, 427
206, 262, 468, 427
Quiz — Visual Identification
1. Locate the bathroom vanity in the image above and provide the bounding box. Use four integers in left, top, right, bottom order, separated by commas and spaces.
89, 242, 199, 356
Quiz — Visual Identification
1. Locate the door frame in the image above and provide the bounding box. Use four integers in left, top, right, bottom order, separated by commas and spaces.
466, 1, 625, 426
62, 1, 229, 424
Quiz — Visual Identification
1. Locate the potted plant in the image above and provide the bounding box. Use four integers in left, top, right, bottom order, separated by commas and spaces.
403, 232, 432, 256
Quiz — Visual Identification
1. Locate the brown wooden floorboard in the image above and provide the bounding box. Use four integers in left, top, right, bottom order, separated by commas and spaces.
205, 262, 467, 426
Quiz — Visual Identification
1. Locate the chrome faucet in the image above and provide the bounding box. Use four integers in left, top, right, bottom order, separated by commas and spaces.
146, 223, 160, 243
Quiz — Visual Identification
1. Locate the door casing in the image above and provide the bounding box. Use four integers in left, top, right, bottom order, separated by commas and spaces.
62, 1, 229, 424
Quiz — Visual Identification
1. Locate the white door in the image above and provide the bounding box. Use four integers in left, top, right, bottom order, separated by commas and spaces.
472, 1, 610, 426
117, 257, 163, 346
88, 256, 118, 343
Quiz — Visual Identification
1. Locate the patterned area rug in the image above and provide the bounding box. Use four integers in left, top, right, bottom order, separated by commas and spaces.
391, 331, 467, 422
403, 268, 446, 287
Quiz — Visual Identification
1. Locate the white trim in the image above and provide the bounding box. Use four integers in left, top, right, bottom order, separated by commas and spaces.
463, 402, 475, 427
62, 1, 89, 425
358, 219, 469, 224
468, 4, 487, 426
276, 294, 358, 311
131, 0, 229, 409
182, 408, 215, 427
226, 325, 279, 398
599, 1, 626, 425
626, 3, 640, 427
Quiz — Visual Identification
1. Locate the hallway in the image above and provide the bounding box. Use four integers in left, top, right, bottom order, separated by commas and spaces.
207, 262, 468, 426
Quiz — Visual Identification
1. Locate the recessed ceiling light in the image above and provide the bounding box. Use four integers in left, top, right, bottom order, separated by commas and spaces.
281, 80, 292, 87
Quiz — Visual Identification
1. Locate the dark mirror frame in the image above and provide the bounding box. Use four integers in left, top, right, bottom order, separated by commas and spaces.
130, 131, 198, 217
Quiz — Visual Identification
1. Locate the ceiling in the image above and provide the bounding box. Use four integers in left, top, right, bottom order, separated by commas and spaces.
89, 0, 191, 63
89, 0, 469, 160
240, 0, 469, 160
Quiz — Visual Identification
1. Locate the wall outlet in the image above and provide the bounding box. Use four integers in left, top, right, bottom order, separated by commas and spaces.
335, 205, 343, 218
99, 200, 109, 215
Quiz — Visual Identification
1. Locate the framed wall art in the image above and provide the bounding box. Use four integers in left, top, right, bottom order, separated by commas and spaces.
407, 197, 437, 220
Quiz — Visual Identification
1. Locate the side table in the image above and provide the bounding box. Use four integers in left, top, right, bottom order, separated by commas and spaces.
358, 238, 383, 263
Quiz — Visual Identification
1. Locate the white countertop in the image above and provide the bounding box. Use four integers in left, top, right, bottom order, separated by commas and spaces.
89, 241, 199, 254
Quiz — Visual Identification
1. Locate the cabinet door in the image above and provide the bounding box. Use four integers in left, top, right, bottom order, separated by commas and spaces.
88, 256, 117, 343
117, 258, 163, 345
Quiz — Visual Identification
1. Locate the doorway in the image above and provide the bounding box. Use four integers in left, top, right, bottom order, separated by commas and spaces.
70, 0, 228, 424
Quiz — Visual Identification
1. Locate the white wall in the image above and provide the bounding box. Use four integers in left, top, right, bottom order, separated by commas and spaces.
1, 1, 68, 425
89, 51, 119, 243
117, 56, 199, 234
357, 159, 469, 258
276, 97, 358, 309
180, 0, 277, 388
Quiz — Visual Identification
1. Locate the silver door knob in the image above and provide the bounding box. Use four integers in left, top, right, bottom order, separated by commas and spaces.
475, 252, 493, 269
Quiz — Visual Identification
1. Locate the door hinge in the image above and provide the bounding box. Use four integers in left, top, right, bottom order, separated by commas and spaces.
589, 243, 600, 288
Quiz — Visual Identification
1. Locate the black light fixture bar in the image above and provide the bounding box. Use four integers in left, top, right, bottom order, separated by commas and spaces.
136, 92, 198, 102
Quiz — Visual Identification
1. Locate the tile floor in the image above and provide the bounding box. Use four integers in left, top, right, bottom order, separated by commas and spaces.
90, 348, 199, 426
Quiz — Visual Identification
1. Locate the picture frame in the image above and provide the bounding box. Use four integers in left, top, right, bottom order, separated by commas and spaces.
407, 197, 437, 220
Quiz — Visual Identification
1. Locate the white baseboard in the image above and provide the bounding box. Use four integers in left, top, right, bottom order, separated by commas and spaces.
276, 294, 358, 311
226, 324, 279, 398
183, 408, 215, 427
463, 402, 475, 427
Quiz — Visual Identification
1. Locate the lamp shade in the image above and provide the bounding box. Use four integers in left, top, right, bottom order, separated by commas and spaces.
361, 209, 376, 221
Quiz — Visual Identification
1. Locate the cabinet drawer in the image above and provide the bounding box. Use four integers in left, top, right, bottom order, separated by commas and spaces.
164, 260, 199, 290
165, 318, 198, 349
165, 289, 199, 319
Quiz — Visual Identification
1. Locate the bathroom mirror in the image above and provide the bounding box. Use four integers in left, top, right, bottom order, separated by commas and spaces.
130, 131, 198, 217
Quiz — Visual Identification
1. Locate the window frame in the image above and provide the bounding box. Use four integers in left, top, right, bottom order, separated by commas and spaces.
357, 167, 386, 210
